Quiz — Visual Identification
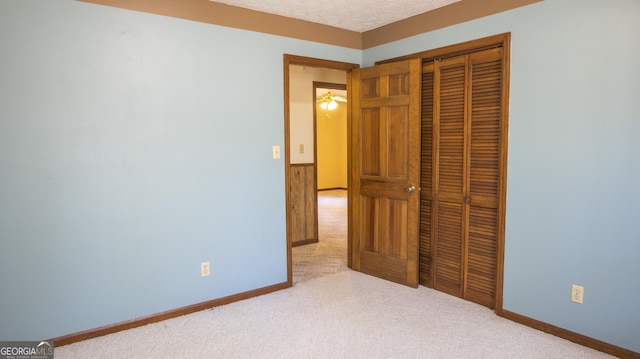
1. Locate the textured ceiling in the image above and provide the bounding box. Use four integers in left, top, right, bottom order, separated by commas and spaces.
210, 0, 461, 32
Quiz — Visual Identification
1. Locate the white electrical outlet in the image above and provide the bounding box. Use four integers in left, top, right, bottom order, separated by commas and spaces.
299, 144, 304, 154
201, 261, 210, 277
571, 284, 584, 304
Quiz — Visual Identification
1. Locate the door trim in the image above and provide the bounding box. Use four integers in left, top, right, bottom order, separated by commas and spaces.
283, 55, 359, 285
376, 33, 510, 65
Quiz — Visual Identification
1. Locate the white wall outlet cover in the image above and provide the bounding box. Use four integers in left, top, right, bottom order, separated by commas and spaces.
571, 284, 584, 304
201, 261, 210, 277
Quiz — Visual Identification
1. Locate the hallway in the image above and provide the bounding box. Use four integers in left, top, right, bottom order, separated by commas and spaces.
292, 189, 347, 284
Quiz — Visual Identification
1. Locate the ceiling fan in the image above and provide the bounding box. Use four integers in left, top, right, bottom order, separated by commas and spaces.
317, 91, 347, 110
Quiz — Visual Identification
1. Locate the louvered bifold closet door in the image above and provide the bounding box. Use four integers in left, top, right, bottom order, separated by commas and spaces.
424, 48, 504, 308
419, 63, 435, 286
465, 48, 503, 308
432, 57, 467, 297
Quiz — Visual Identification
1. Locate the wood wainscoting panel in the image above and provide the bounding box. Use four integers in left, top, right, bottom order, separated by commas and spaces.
290, 164, 318, 246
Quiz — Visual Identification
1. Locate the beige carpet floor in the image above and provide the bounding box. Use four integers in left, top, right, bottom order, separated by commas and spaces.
55, 190, 615, 358
292, 189, 348, 284
55, 272, 613, 358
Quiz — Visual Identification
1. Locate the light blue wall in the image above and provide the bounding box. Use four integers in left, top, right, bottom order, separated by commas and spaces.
2, 0, 638, 353
365, 0, 640, 352
0, 0, 360, 340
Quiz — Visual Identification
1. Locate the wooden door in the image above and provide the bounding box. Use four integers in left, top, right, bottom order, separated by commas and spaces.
349, 59, 421, 287
421, 48, 505, 308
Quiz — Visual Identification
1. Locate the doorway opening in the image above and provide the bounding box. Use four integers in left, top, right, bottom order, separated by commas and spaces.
314, 82, 347, 193
283, 55, 359, 285
291, 82, 348, 284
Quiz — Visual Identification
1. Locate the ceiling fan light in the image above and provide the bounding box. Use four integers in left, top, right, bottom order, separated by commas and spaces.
320, 102, 328, 110
328, 100, 338, 110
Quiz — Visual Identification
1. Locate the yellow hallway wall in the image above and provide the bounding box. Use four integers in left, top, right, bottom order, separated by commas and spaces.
316, 102, 347, 189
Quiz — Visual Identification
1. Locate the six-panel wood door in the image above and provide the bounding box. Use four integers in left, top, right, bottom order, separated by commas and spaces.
349, 59, 422, 287
420, 48, 505, 308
